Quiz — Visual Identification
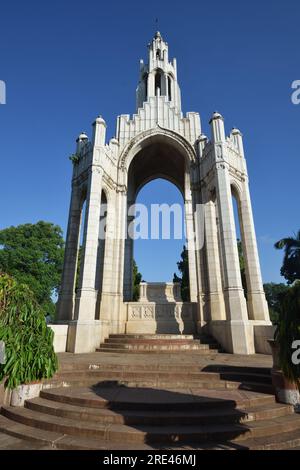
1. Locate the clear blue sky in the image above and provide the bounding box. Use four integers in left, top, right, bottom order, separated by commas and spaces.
0, 0, 299, 283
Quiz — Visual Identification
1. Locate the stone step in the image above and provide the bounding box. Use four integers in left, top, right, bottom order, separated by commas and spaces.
54, 370, 223, 381
2, 408, 300, 450
96, 346, 217, 354
25, 397, 293, 426
58, 361, 271, 376
39, 386, 276, 411
167, 429, 300, 450
203, 365, 271, 375
53, 369, 271, 385
104, 338, 206, 345
99, 342, 212, 351
40, 376, 274, 393
2, 406, 300, 444
109, 334, 195, 340
0, 414, 64, 447
0, 430, 52, 450
231, 429, 300, 451
0, 415, 149, 450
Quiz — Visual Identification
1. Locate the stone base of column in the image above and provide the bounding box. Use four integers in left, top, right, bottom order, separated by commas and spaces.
56, 294, 74, 322
66, 320, 102, 353
209, 320, 255, 354
223, 287, 249, 322
247, 291, 270, 321
209, 292, 226, 321
74, 288, 97, 320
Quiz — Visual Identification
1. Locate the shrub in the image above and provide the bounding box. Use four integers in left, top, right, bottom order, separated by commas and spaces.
0, 273, 58, 389
275, 280, 300, 390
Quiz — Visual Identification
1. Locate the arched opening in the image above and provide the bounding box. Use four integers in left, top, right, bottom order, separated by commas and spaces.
122, 136, 196, 304
155, 70, 162, 96
143, 73, 148, 100
231, 186, 248, 303
74, 192, 87, 297
95, 190, 107, 319
134, 179, 186, 283
168, 76, 172, 101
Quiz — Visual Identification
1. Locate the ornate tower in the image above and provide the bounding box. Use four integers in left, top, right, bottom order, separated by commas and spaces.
56, 32, 271, 355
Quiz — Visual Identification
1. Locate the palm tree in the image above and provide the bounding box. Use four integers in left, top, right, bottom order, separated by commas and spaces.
275, 230, 300, 284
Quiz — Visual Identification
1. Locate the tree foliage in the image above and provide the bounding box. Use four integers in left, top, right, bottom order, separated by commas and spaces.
0, 221, 65, 317
274, 280, 300, 390
173, 245, 190, 302
275, 230, 300, 284
263, 282, 290, 324
132, 260, 142, 301
0, 273, 58, 389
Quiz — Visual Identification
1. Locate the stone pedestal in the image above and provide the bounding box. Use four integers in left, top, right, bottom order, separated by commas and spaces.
67, 320, 102, 353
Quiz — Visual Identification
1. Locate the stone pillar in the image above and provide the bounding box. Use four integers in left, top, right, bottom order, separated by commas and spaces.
204, 200, 226, 320
97, 191, 120, 340
112, 190, 128, 332
185, 198, 198, 302
210, 113, 254, 354
56, 184, 82, 321
123, 209, 134, 301
239, 187, 270, 321
195, 135, 208, 329
67, 117, 106, 353
231, 129, 270, 322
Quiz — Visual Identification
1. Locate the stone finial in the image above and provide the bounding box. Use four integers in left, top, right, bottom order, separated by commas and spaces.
210, 111, 225, 143
92, 115, 107, 147
94, 115, 107, 127
198, 133, 208, 157
230, 127, 244, 156
199, 133, 208, 142
231, 127, 242, 136
76, 132, 88, 143
209, 111, 224, 124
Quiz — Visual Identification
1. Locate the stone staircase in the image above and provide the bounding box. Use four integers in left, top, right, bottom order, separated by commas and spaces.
0, 338, 300, 450
97, 333, 221, 354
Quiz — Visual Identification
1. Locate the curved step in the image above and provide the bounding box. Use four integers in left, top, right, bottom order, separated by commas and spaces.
39, 386, 275, 411
25, 397, 293, 426
0, 415, 148, 450
2, 406, 300, 444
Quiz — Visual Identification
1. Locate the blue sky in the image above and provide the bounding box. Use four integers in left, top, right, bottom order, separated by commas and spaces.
0, 0, 299, 283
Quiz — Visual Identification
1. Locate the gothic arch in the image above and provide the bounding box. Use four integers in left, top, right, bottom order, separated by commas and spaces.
118, 127, 197, 173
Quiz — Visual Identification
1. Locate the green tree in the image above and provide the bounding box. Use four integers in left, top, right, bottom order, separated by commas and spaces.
0, 273, 58, 389
263, 282, 290, 323
275, 230, 300, 284
0, 221, 64, 317
132, 260, 142, 301
173, 245, 190, 302
274, 280, 300, 390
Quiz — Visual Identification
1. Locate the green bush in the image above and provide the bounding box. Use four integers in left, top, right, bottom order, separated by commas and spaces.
275, 280, 300, 390
0, 273, 58, 389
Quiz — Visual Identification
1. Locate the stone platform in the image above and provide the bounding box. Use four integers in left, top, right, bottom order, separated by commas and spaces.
1, 337, 300, 450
